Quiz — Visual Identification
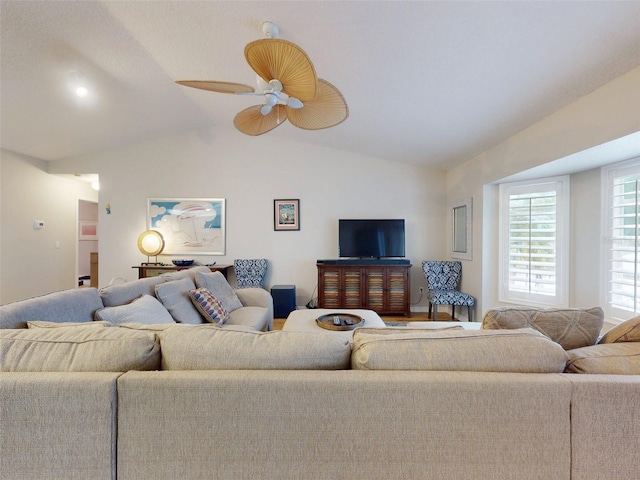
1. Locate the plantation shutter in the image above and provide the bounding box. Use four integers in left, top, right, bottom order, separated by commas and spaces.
499, 177, 569, 307
604, 159, 640, 319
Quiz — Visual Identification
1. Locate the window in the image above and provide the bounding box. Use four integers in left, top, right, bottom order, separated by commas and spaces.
602, 157, 640, 320
499, 176, 570, 307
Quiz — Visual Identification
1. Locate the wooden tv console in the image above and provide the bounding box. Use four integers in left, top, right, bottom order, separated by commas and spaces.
316, 261, 411, 316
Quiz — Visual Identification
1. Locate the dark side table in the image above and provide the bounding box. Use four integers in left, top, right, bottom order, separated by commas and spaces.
271, 285, 296, 318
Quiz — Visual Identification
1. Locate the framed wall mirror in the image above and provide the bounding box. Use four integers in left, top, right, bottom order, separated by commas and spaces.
451, 197, 472, 260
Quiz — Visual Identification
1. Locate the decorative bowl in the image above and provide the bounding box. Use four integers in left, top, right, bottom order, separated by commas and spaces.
172, 260, 194, 267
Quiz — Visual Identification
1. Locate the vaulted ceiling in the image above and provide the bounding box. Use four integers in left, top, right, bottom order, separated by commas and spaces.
2, 1, 639, 170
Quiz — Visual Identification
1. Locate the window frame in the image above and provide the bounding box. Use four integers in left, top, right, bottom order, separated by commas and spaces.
498, 176, 570, 307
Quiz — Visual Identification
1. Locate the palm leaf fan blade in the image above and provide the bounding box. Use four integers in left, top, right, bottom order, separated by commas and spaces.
245, 39, 317, 101
233, 105, 287, 136
287, 79, 348, 130
175, 80, 255, 94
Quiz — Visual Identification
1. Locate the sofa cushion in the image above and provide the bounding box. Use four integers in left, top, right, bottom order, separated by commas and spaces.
188, 288, 229, 325
0, 288, 104, 329
99, 276, 165, 307
94, 294, 175, 326
160, 326, 350, 370
0, 328, 160, 372
160, 265, 211, 283
482, 306, 604, 350
565, 342, 640, 374
119, 323, 182, 332
598, 315, 640, 344
195, 271, 243, 312
154, 277, 202, 324
351, 327, 568, 372
226, 305, 270, 331
27, 320, 111, 328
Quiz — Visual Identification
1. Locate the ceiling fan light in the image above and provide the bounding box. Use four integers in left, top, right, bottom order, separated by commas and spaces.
262, 21, 279, 39
287, 97, 303, 109
260, 104, 273, 115
269, 79, 283, 92
265, 93, 278, 106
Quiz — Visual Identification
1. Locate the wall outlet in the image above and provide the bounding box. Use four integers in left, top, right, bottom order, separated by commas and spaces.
34, 220, 45, 229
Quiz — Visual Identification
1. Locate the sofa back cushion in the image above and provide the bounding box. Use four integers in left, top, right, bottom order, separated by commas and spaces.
0, 327, 160, 372
98, 266, 212, 308
351, 327, 568, 372
0, 288, 104, 329
160, 326, 351, 370
27, 320, 111, 329
94, 294, 175, 326
99, 276, 165, 307
482, 306, 604, 350
598, 315, 640, 344
154, 277, 203, 324
160, 265, 211, 282
195, 271, 243, 312
565, 342, 640, 374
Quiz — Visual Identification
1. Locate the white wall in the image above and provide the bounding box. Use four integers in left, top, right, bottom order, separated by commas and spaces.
48, 128, 446, 309
447, 66, 640, 317
0, 150, 98, 303
6, 67, 638, 314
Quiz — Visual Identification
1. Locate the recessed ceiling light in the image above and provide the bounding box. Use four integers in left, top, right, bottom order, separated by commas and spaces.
68, 70, 89, 98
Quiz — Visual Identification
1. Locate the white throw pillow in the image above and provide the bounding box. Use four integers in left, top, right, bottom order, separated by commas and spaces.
95, 295, 175, 326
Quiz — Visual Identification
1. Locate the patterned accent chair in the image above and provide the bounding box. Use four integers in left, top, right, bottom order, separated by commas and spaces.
233, 259, 268, 289
422, 260, 475, 321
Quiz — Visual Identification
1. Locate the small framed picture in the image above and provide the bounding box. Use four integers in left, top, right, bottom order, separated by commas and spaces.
78, 221, 98, 240
274, 199, 300, 231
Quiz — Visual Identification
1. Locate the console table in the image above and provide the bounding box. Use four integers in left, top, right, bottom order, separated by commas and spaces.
317, 262, 411, 316
132, 264, 231, 279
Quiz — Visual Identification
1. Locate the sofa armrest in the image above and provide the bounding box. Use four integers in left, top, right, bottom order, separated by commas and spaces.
235, 288, 274, 330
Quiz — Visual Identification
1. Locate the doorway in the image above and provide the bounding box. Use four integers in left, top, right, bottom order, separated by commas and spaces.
78, 199, 99, 287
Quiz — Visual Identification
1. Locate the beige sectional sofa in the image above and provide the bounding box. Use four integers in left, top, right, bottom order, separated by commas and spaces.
0, 266, 273, 331
1, 279, 640, 479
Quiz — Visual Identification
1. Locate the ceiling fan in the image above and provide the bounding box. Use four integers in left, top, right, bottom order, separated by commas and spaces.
176, 22, 348, 136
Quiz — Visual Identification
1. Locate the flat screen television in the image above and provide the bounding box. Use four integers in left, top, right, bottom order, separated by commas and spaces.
338, 219, 405, 258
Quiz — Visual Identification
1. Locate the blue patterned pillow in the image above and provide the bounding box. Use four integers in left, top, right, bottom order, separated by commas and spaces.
188, 288, 229, 325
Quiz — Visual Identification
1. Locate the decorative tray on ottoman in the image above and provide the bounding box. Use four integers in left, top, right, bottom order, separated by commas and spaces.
316, 313, 364, 331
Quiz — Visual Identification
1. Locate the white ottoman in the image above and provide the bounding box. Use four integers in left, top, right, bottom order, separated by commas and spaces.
283, 309, 386, 342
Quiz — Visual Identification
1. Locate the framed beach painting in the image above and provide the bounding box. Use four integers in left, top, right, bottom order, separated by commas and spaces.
147, 198, 226, 255
274, 199, 300, 231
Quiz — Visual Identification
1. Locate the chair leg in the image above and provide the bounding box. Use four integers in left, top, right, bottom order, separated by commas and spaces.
428, 302, 433, 319
468, 305, 473, 322
433, 304, 438, 321
451, 305, 455, 321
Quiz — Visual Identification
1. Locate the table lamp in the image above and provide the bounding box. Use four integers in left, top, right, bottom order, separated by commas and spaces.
137, 230, 165, 265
